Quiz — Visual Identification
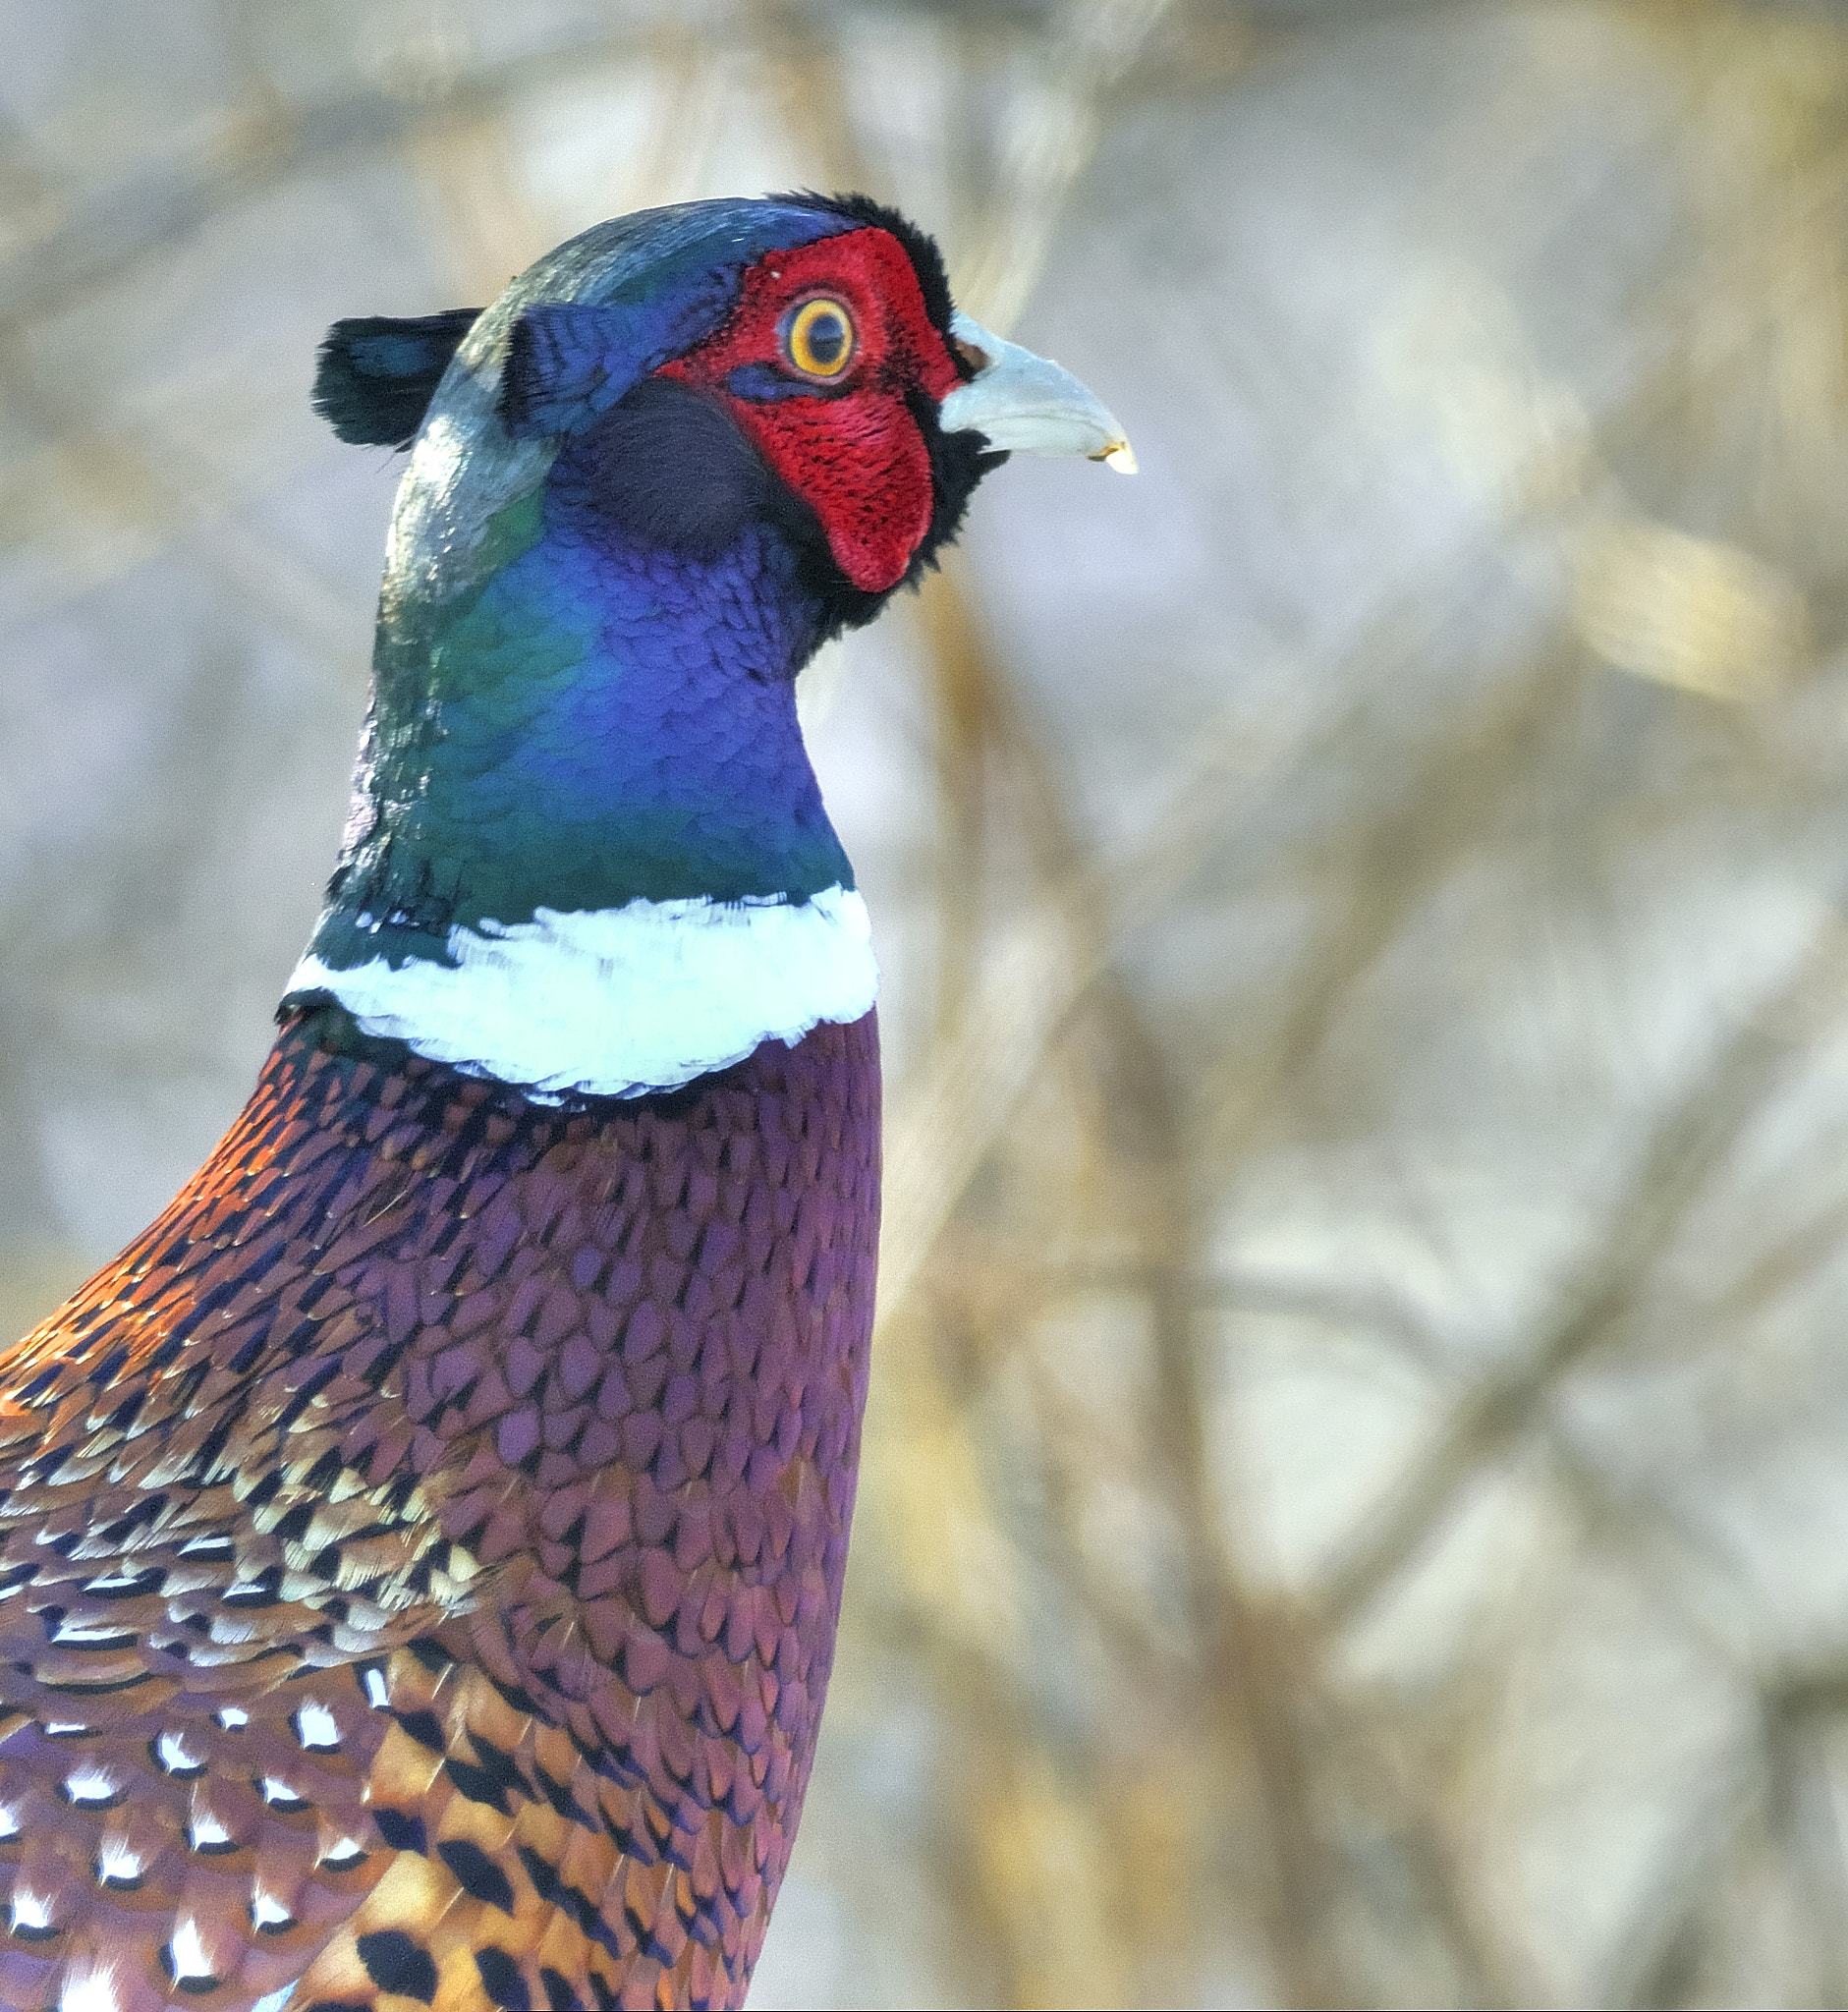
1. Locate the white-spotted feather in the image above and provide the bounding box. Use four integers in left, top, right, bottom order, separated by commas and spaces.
167, 1918, 215, 1984
61, 1764, 116, 1804
59, 1961, 122, 2012
294, 1701, 340, 1749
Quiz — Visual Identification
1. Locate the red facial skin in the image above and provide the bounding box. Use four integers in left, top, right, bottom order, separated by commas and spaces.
658, 229, 963, 593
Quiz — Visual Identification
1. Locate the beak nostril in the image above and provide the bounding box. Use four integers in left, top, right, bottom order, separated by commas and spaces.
952, 334, 993, 376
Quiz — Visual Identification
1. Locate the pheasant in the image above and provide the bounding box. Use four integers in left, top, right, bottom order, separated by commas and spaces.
0, 193, 1130, 2012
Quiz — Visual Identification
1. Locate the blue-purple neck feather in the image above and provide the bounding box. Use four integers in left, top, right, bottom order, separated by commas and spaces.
300, 199, 859, 980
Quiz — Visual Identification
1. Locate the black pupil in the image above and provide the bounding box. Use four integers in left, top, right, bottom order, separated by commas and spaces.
806, 311, 846, 367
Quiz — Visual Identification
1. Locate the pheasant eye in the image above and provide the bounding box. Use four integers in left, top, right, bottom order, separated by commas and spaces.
783, 298, 856, 380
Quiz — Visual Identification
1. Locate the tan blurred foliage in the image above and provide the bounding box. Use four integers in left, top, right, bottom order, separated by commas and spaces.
7, 1, 1848, 2005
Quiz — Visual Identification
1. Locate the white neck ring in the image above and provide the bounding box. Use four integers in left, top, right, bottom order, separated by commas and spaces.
284, 885, 877, 1100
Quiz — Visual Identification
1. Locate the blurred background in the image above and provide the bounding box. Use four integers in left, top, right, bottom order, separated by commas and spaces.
5, 0, 1848, 2004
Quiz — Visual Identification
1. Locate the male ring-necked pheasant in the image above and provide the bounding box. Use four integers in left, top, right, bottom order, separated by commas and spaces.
0, 194, 1130, 2012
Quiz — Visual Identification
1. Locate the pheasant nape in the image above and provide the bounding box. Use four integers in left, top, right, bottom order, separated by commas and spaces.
0, 194, 1131, 2012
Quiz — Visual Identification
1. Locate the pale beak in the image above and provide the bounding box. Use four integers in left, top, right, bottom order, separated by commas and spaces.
938, 310, 1137, 474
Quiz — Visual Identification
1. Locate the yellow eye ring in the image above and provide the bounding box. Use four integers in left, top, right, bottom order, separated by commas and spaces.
783, 297, 856, 379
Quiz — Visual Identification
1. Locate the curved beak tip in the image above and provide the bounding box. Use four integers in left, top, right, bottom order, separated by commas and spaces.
1099, 440, 1138, 475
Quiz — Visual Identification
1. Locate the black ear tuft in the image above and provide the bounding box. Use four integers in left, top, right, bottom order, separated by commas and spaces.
312, 309, 481, 447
